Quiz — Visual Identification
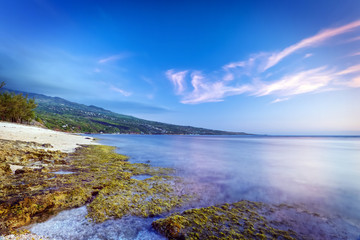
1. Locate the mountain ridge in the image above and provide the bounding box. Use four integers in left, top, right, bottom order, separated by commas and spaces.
2, 88, 250, 135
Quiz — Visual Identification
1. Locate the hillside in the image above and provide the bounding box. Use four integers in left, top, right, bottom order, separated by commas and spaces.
2, 89, 249, 135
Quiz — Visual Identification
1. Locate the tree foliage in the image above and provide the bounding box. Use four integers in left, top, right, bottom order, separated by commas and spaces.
0, 82, 37, 123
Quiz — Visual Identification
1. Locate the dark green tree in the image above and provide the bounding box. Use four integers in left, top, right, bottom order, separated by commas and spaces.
0, 82, 37, 123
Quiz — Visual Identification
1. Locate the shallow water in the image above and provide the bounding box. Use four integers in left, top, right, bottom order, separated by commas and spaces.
29, 135, 360, 239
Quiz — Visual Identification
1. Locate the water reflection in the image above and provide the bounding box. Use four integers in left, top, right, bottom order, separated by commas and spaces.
96, 135, 360, 227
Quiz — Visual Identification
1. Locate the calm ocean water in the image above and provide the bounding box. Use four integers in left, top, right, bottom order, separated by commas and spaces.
29, 135, 360, 239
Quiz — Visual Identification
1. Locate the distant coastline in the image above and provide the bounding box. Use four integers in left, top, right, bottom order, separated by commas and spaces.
1, 88, 250, 136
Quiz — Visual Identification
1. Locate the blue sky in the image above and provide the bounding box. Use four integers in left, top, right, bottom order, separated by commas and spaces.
0, 0, 359, 134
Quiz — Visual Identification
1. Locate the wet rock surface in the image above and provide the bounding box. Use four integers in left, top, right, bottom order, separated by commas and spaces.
1, 139, 358, 239
0, 139, 191, 235
153, 201, 360, 240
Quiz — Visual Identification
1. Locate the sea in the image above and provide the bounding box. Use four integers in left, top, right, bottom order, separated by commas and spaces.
27, 135, 360, 239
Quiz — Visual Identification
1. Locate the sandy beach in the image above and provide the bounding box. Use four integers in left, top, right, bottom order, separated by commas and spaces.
0, 122, 97, 153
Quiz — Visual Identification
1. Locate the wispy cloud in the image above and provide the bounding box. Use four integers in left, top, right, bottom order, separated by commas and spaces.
166, 69, 188, 95
223, 61, 245, 70
98, 53, 131, 64
0, 38, 136, 104
304, 53, 313, 59
166, 20, 360, 104
348, 36, 360, 42
350, 52, 360, 56
181, 72, 251, 104
271, 98, 289, 104
264, 20, 360, 70
110, 85, 132, 96
348, 76, 360, 87
255, 66, 333, 97
336, 64, 360, 75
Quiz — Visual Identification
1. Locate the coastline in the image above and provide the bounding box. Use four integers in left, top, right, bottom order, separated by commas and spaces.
0, 122, 191, 239
1, 123, 358, 239
0, 122, 98, 239
0, 122, 98, 153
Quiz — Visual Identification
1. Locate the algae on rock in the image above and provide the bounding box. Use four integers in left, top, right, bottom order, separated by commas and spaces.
152, 200, 298, 240
0, 140, 193, 234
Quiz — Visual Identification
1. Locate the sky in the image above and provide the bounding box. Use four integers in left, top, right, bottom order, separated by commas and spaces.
0, 0, 359, 135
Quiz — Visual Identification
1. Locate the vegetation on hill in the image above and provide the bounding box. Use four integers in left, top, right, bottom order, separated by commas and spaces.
2, 88, 249, 135
0, 82, 37, 123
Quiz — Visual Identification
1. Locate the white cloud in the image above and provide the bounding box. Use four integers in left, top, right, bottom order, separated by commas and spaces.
271, 98, 289, 104
110, 85, 132, 96
167, 62, 360, 104
304, 53, 313, 59
348, 76, 360, 87
223, 61, 245, 70
166, 69, 188, 95
255, 67, 333, 97
182, 81, 251, 104
264, 20, 360, 70
336, 64, 360, 75
166, 20, 360, 104
98, 53, 130, 64
223, 73, 234, 81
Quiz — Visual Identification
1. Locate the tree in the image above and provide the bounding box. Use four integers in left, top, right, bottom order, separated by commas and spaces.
0, 82, 37, 123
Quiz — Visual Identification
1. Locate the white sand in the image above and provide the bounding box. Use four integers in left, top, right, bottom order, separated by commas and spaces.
0, 122, 97, 153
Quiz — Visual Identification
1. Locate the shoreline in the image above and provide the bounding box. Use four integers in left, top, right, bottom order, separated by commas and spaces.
1, 122, 358, 239
0, 122, 191, 238
0, 122, 98, 153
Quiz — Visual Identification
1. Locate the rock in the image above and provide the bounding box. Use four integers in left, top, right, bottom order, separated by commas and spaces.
15, 168, 26, 175
0, 163, 11, 175
41, 143, 53, 148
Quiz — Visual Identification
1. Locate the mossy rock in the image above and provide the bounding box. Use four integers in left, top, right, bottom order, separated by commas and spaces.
0, 140, 192, 234
152, 200, 298, 240
0, 163, 11, 175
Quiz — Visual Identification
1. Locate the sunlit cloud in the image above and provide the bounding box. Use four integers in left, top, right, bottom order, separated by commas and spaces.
264, 20, 360, 70
166, 19, 360, 104
166, 69, 188, 95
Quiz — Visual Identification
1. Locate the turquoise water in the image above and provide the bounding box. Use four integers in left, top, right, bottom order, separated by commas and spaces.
29, 135, 360, 239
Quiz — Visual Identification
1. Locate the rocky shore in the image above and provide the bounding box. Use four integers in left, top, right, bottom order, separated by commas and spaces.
0, 122, 191, 238
1, 123, 358, 240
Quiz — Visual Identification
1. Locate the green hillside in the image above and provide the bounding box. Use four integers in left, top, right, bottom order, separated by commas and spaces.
2, 89, 249, 135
